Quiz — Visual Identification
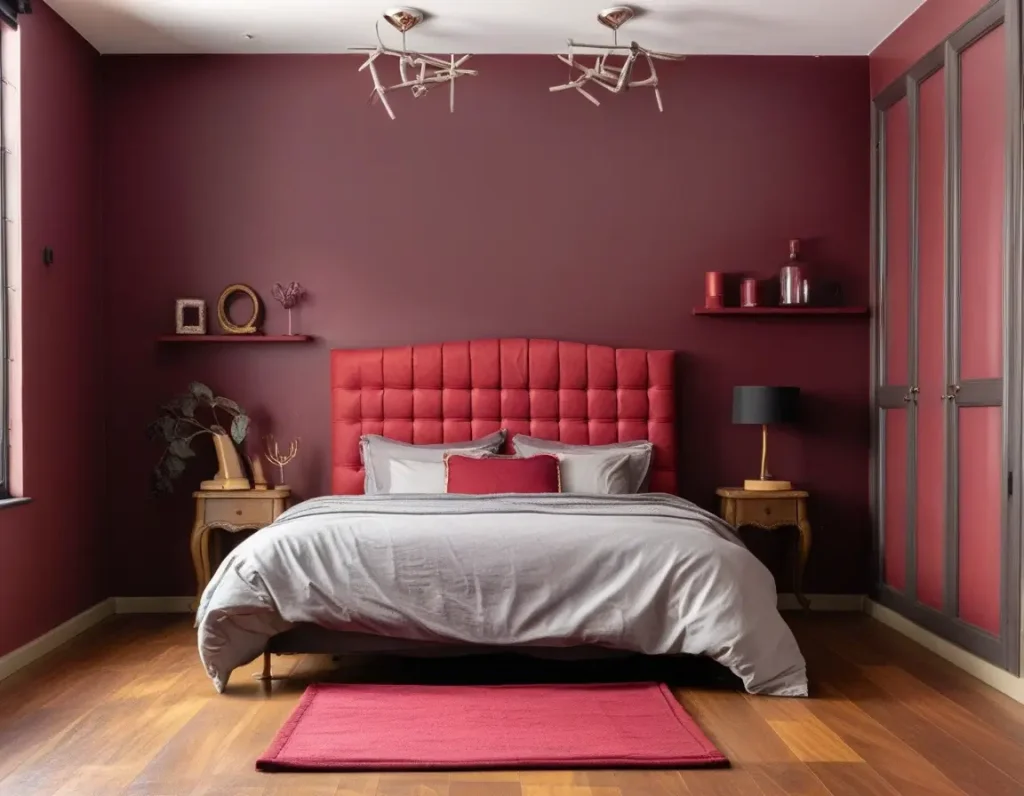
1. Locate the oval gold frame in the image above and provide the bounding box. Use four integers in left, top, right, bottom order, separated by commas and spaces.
217, 284, 262, 335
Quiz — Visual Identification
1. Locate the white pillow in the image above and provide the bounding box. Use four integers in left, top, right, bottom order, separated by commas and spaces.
552, 450, 634, 495
512, 436, 654, 493
360, 430, 505, 495
387, 458, 447, 494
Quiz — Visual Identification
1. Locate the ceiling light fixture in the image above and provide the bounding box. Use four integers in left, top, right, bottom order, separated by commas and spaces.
349, 7, 478, 120
550, 6, 685, 112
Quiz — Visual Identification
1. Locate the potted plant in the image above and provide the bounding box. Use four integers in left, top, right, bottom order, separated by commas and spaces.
148, 382, 250, 494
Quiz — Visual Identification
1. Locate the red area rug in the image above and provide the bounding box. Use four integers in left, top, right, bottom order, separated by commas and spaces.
256, 682, 727, 771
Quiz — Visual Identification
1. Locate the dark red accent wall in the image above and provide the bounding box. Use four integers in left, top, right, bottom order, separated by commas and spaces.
100, 54, 871, 598
870, 0, 990, 96
0, 2, 103, 657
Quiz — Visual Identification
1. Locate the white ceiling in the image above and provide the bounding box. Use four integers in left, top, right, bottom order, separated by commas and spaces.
45, 0, 926, 56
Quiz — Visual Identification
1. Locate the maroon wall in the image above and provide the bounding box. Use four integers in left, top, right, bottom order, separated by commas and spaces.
0, 3, 103, 657
871, 0, 990, 96
101, 54, 871, 597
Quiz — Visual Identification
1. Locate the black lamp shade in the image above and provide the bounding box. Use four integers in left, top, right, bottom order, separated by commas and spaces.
732, 386, 800, 425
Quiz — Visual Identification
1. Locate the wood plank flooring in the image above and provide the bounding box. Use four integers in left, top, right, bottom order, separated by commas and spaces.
1, 613, 1024, 795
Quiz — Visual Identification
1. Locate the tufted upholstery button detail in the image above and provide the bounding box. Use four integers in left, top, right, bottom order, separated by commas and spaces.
332, 339, 676, 495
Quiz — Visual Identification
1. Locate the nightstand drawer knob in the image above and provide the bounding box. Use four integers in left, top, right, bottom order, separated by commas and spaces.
764, 507, 771, 516
235, 509, 243, 516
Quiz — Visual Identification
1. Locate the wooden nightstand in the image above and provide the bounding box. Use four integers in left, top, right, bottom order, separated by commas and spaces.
190, 488, 291, 608
716, 487, 812, 610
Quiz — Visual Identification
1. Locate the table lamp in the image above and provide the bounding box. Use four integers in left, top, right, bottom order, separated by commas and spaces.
732, 386, 800, 491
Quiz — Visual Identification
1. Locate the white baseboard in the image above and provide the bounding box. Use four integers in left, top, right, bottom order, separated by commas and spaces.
114, 596, 193, 614
866, 599, 1024, 704
777, 593, 865, 611
0, 598, 115, 683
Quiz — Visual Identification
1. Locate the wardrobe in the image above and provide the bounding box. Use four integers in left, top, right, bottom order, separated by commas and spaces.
872, 0, 1023, 671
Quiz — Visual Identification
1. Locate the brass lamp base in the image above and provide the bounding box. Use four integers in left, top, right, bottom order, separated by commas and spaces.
744, 478, 793, 492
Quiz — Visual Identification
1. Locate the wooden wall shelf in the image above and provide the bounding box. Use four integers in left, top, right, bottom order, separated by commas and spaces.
693, 307, 869, 317
157, 335, 314, 343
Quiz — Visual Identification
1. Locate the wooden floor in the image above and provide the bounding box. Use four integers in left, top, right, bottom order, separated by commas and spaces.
2, 614, 1024, 796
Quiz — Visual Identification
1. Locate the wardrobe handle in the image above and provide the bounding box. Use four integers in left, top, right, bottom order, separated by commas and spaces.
941, 385, 961, 401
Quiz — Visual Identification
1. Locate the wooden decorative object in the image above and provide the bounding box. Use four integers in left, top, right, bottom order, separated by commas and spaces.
175, 299, 207, 335
199, 433, 251, 491
264, 434, 300, 488
217, 284, 263, 335
249, 455, 269, 491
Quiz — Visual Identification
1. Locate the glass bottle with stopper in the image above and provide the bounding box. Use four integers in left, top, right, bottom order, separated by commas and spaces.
780, 239, 805, 306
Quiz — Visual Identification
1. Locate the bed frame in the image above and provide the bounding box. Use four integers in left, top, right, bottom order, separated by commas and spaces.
257, 338, 677, 687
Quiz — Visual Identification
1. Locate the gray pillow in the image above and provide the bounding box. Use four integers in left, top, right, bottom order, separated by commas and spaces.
511, 435, 654, 494
361, 430, 506, 495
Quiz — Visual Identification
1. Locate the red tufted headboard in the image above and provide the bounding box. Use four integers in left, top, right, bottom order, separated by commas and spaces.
331, 339, 677, 495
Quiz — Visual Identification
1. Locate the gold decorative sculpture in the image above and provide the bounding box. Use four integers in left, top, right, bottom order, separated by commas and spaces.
264, 435, 300, 488
217, 284, 262, 335
201, 433, 251, 491
249, 455, 269, 491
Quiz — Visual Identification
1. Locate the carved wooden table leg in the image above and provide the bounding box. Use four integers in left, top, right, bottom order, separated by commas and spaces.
795, 498, 813, 611
189, 497, 209, 612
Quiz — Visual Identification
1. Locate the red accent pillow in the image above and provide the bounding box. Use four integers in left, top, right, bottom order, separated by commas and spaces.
445, 454, 561, 494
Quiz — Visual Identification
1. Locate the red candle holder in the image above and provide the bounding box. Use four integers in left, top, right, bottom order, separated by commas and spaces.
705, 271, 724, 309
741, 279, 759, 308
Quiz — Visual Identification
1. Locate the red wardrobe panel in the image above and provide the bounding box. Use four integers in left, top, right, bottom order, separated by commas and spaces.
884, 409, 908, 592
960, 25, 1005, 381
915, 71, 946, 610
884, 98, 911, 387
958, 406, 1002, 635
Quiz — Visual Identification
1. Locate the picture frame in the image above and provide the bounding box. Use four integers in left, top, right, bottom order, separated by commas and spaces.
175, 298, 207, 335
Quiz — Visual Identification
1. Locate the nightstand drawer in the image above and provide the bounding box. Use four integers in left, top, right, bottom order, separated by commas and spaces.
204, 499, 275, 527
734, 498, 798, 527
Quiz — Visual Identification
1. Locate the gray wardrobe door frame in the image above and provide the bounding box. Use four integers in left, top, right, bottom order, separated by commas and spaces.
871, 0, 1022, 674
944, 0, 1021, 674
1006, 0, 1023, 676
872, 85, 913, 598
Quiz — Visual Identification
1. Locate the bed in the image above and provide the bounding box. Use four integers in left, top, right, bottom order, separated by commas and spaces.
196, 338, 807, 697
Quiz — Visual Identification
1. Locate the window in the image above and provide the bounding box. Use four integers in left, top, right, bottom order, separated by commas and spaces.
0, 20, 9, 498
0, 2, 27, 30
0, 1, 26, 501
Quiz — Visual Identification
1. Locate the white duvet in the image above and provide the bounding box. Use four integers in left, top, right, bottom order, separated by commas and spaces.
196, 493, 808, 696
